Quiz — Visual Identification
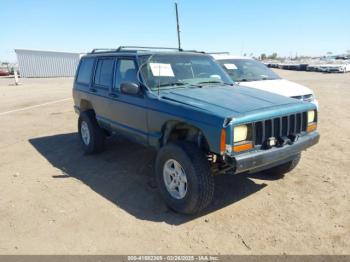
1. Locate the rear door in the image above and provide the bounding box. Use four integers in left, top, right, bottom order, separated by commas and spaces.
90, 57, 116, 125
106, 57, 148, 145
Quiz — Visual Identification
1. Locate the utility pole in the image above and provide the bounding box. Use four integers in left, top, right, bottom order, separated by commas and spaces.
175, 3, 182, 50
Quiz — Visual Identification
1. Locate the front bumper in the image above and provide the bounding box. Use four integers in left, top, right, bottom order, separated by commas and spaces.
225, 131, 320, 174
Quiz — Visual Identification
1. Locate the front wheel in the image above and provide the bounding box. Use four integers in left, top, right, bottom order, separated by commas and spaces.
263, 153, 301, 176
155, 142, 214, 214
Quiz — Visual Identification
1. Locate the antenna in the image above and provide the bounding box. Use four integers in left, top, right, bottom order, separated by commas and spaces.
175, 3, 182, 50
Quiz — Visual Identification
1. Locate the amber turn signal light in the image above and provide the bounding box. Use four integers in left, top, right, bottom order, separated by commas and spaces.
220, 129, 226, 153
233, 142, 253, 153
307, 123, 317, 133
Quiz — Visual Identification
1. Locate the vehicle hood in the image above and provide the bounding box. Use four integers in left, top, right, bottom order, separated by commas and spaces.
160, 85, 311, 118
237, 79, 313, 97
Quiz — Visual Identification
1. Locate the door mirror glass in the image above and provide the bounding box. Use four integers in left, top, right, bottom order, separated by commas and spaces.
120, 82, 141, 95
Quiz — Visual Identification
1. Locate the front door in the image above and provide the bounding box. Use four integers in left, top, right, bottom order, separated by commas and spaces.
107, 57, 148, 145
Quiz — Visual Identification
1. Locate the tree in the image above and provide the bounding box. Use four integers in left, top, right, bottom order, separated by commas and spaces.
260, 53, 267, 60
268, 53, 278, 59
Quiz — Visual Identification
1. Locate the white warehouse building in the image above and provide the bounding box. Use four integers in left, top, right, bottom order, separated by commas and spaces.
15, 49, 83, 78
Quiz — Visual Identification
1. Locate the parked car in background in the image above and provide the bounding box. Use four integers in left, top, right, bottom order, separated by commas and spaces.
317, 63, 350, 73
211, 54, 319, 108
0, 69, 10, 76
73, 47, 319, 214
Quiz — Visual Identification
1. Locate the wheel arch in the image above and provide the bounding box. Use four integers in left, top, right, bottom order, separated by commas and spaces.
160, 120, 210, 152
79, 99, 94, 113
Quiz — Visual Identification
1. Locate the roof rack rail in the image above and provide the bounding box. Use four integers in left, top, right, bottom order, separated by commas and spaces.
116, 46, 205, 53
116, 46, 183, 52
90, 48, 119, 54
206, 52, 230, 55
184, 49, 206, 54
89, 46, 206, 54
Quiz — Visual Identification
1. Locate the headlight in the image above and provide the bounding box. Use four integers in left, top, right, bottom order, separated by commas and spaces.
307, 110, 315, 123
233, 125, 248, 143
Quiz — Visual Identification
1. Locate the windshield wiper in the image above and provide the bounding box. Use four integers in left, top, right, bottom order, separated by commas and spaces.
261, 77, 278, 81
195, 81, 233, 86
196, 80, 223, 85
158, 82, 187, 87
239, 79, 261, 82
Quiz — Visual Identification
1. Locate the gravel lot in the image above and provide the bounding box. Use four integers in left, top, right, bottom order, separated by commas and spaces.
0, 70, 349, 254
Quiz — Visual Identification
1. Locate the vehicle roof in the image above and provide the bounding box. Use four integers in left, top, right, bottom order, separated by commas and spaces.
210, 54, 254, 60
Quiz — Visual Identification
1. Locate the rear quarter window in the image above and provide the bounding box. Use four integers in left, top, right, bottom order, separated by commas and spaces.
76, 58, 95, 85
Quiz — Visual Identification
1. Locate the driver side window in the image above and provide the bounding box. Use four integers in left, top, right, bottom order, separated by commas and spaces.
114, 59, 138, 91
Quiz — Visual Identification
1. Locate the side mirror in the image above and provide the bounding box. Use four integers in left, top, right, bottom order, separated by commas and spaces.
120, 82, 141, 96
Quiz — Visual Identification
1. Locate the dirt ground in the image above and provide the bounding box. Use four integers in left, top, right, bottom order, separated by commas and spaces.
0, 70, 349, 255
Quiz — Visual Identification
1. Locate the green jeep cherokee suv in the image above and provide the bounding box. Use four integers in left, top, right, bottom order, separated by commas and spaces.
73, 46, 320, 214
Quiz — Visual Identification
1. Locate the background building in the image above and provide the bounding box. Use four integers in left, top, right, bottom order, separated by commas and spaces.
15, 49, 83, 78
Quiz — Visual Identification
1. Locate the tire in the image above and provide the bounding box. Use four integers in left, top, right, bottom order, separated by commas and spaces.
155, 141, 214, 214
78, 111, 105, 154
263, 153, 301, 176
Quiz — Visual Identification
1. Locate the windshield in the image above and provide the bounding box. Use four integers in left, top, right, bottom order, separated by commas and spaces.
139, 54, 233, 91
218, 59, 281, 82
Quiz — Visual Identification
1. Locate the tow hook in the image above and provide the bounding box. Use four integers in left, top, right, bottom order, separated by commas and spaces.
277, 136, 292, 147
277, 134, 299, 147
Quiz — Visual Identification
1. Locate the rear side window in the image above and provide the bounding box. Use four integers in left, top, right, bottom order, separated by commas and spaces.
76, 58, 95, 85
94, 58, 115, 88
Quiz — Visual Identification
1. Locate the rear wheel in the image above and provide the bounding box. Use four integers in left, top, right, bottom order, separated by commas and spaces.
78, 111, 105, 154
155, 142, 214, 214
263, 153, 301, 176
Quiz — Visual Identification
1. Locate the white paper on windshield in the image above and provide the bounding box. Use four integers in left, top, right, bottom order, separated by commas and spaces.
224, 63, 237, 70
150, 63, 175, 77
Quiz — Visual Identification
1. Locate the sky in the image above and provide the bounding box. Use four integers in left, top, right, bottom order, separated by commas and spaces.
1, 0, 350, 62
